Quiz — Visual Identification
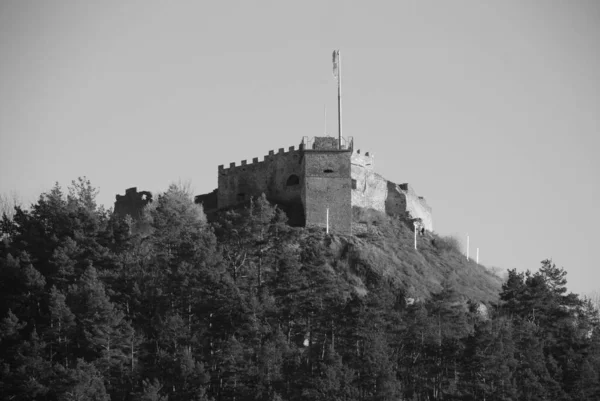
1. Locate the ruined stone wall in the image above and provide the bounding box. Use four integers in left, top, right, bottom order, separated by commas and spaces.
351, 150, 384, 210
397, 184, 433, 231
114, 187, 152, 219
302, 150, 352, 234
194, 189, 218, 213
350, 150, 433, 231
217, 146, 303, 209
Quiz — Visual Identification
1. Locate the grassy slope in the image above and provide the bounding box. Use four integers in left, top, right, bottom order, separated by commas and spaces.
212, 204, 503, 304
319, 207, 503, 303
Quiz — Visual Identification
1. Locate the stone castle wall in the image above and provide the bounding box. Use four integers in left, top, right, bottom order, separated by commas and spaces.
112, 137, 433, 235
351, 150, 384, 210
302, 145, 352, 234
114, 187, 152, 219
217, 146, 303, 209
396, 183, 433, 231
351, 150, 433, 231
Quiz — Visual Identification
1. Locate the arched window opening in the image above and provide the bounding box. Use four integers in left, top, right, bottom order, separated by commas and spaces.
286, 174, 300, 186
323, 169, 334, 173
351, 179, 357, 189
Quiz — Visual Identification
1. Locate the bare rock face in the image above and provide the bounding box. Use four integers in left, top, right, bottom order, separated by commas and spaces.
114, 187, 152, 219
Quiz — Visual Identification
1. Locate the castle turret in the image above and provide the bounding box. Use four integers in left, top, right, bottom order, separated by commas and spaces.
301, 136, 352, 234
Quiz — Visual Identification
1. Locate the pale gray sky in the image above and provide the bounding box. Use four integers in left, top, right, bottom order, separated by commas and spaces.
1, 1, 599, 294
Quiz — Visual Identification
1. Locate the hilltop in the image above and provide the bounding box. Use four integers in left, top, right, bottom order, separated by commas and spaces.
211, 200, 502, 305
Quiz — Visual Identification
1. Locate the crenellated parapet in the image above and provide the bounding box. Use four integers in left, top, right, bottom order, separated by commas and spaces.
217, 144, 304, 210
351, 149, 375, 170
218, 146, 301, 174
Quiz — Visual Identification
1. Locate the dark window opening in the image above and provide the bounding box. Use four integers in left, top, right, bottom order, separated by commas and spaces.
323, 169, 334, 173
351, 179, 357, 189
237, 193, 245, 202
286, 174, 300, 186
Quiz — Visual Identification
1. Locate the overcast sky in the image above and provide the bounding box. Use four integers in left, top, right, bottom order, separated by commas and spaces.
1, 1, 599, 295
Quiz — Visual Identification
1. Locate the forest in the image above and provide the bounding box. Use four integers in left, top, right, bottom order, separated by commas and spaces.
1, 178, 599, 400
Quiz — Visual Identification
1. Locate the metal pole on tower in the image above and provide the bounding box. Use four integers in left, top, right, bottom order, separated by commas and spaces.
333, 50, 342, 149
338, 51, 342, 149
326, 208, 329, 234
476, 248, 479, 264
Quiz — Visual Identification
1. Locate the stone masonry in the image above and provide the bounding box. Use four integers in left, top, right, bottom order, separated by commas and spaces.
351, 150, 433, 231
114, 137, 432, 234
195, 136, 432, 234
114, 187, 152, 219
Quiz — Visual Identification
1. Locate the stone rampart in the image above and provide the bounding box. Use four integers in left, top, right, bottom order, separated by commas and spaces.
217, 146, 303, 209
194, 189, 218, 213
393, 184, 433, 231
351, 150, 382, 210
351, 153, 433, 231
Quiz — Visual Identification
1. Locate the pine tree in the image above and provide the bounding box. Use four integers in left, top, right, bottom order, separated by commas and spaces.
47, 286, 76, 367
71, 265, 133, 379
55, 359, 110, 401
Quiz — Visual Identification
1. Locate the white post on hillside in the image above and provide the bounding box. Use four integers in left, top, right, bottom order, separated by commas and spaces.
466, 233, 470, 261
476, 248, 479, 264
414, 223, 417, 250
326, 208, 329, 234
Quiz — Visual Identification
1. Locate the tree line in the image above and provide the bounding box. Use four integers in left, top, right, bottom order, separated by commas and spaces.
1, 179, 599, 400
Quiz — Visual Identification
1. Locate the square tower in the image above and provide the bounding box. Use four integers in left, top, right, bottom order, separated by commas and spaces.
301, 137, 352, 234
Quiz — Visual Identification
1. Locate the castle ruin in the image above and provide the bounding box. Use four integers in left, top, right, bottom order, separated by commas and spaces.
115, 136, 432, 235
194, 136, 432, 234
114, 187, 152, 219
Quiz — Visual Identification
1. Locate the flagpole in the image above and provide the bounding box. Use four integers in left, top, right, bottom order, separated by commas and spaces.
337, 50, 342, 149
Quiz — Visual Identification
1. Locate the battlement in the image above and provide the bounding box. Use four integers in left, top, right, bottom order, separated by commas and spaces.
218, 145, 301, 173
351, 149, 375, 169
302, 136, 353, 151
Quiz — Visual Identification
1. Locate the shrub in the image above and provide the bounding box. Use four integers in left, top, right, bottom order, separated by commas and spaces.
432, 235, 462, 254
